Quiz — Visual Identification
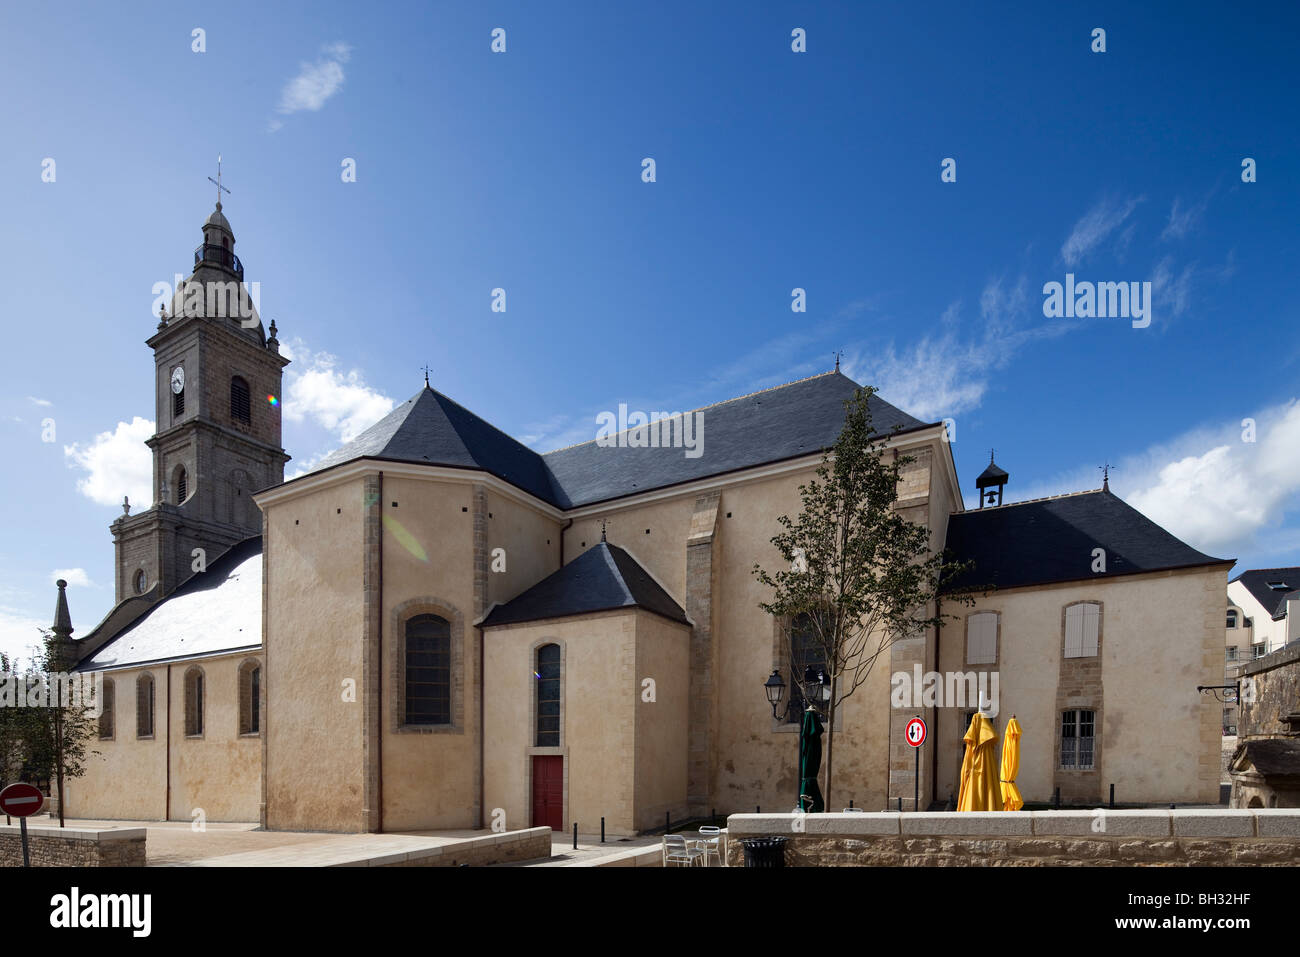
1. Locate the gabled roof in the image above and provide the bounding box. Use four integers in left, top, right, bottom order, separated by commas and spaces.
941, 489, 1229, 593
75, 537, 263, 671
976, 460, 1009, 488
1230, 567, 1300, 619
308, 386, 562, 504
480, 542, 689, 628
301, 372, 930, 510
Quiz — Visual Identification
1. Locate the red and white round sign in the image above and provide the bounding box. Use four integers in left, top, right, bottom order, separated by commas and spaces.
905, 717, 927, 748
0, 782, 44, 818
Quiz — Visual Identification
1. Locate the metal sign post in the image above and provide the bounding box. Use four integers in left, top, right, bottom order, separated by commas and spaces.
905, 717, 927, 812
1, 783, 46, 867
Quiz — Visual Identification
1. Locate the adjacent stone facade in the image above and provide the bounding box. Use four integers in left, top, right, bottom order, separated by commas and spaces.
0, 825, 146, 867
724, 811, 1300, 866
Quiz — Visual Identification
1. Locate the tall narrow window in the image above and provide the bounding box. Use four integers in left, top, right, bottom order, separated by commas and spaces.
185, 667, 204, 736
1064, 603, 1100, 658
230, 376, 251, 424
786, 613, 827, 723
173, 388, 184, 418
98, 677, 115, 739
175, 466, 188, 504
1226, 610, 1238, 628
136, 672, 155, 738
1060, 709, 1096, 769
966, 612, 999, 665
239, 660, 261, 735
405, 614, 450, 725
536, 644, 560, 747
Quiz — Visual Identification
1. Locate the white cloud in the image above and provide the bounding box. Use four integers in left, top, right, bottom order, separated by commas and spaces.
0, 606, 47, 668
64, 417, 154, 508
272, 42, 352, 129
1124, 400, 1300, 555
1150, 255, 1196, 318
282, 340, 395, 444
26, 396, 51, 407
1061, 196, 1144, 267
51, 568, 93, 588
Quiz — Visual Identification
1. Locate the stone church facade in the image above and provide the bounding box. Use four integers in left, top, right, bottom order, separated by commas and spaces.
63, 202, 1228, 832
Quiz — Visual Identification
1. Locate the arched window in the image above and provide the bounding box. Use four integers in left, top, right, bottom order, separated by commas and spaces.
98, 677, 115, 739
230, 376, 251, 424
405, 614, 450, 725
239, 660, 261, 735
174, 465, 188, 504
536, 644, 561, 747
136, 672, 155, 738
185, 666, 204, 737
134, 569, 148, 595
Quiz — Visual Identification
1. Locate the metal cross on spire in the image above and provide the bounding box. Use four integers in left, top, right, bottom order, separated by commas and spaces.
421, 364, 432, 387
1099, 461, 1116, 491
208, 154, 231, 207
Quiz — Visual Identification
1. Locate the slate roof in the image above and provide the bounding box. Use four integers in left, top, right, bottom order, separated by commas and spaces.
75, 537, 263, 671
941, 489, 1229, 593
303, 372, 929, 509
1230, 568, 1300, 620
480, 542, 689, 628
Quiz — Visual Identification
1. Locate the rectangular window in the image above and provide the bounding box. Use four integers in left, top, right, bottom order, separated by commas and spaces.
406, 616, 451, 725
536, 645, 560, 747
1065, 604, 1099, 658
136, 676, 154, 738
1253, 644, 1267, 659
966, 612, 998, 665
1060, 709, 1096, 770
786, 615, 827, 723
1226, 647, 1238, 661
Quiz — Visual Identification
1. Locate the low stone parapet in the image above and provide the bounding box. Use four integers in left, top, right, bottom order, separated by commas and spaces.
723, 810, 1300, 866
379, 826, 552, 867
0, 823, 147, 867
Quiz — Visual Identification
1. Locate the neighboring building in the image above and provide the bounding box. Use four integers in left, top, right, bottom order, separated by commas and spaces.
1229, 641, 1300, 808
1229, 568, 1300, 659
60, 198, 1231, 831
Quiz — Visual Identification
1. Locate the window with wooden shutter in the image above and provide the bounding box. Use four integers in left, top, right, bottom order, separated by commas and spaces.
966, 612, 998, 665
230, 376, 251, 424
1065, 603, 1100, 658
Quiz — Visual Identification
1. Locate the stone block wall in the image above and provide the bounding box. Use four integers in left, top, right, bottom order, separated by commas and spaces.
0, 824, 147, 867
378, 826, 552, 866
724, 811, 1300, 866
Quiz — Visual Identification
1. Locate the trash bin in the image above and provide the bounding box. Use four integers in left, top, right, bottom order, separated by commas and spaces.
741, 836, 787, 867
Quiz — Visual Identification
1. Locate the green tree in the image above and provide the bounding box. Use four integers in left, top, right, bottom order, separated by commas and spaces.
753, 386, 977, 808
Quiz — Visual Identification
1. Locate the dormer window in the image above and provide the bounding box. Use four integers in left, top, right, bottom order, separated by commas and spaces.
1267, 581, 1289, 591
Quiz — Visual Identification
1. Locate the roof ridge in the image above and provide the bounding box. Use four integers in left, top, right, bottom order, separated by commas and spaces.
964, 487, 1105, 511
541, 369, 846, 455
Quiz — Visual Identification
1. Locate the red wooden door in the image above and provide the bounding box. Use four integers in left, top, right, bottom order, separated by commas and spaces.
532, 755, 563, 831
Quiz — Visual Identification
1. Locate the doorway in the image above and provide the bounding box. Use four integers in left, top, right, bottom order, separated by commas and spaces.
531, 755, 563, 831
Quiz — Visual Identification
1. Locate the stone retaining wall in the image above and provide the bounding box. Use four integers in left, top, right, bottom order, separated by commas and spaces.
378, 826, 552, 867
0, 824, 147, 867
724, 810, 1300, 866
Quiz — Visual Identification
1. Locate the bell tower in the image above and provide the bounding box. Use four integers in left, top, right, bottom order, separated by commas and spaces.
111, 188, 291, 603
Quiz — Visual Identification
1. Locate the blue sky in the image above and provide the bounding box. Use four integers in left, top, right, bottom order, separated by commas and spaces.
1, 1, 1298, 661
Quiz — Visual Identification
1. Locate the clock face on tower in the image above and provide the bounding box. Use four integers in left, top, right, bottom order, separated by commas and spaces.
171, 366, 185, 394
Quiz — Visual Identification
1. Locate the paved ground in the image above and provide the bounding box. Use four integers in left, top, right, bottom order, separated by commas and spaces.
49, 818, 672, 866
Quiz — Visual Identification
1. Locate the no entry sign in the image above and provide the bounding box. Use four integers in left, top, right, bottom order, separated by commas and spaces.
905, 717, 927, 748
0, 782, 44, 817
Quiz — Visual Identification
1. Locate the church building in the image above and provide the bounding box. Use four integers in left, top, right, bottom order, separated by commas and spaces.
62, 201, 1229, 832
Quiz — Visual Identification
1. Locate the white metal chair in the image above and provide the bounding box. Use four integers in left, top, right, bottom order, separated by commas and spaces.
698, 826, 723, 867
662, 833, 704, 867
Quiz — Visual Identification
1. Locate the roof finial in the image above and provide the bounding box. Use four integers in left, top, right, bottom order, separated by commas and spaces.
208, 153, 231, 210
833, 349, 843, 373
1100, 461, 1116, 491
421, 363, 432, 388
600, 518, 607, 543
990, 448, 995, 464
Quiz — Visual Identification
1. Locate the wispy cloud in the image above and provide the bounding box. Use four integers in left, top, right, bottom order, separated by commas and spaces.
1161, 193, 1210, 241
1061, 196, 1144, 267
1150, 255, 1196, 318
269, 42, 352, 132
0, 606, 47, 667
64, 417, 154, 508
26, 396, 51, 407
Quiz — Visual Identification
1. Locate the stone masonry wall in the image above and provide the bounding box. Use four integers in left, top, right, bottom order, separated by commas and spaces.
0, 825, 147, 867
381, 826, 552, 867
724, 811, 1300, 866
